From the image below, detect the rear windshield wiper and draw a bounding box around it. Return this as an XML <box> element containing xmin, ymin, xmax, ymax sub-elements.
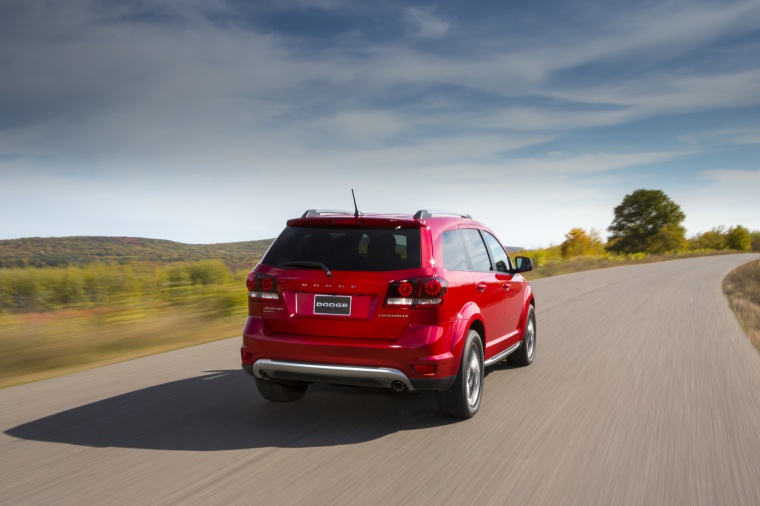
<box><xmin>281</xmin><ymin>261</ymin><xmax>332</xmax><ymax>278</ymax></box>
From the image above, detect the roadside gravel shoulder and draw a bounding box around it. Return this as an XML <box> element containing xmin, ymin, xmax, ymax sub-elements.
<box><xmin>723</xmin><ymin>258</ymin><xmax>760</xmax><ymax>352</ymax></box>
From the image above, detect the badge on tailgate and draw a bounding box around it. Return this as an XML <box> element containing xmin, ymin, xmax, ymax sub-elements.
<box><xmin>314</xmin><ymin>295</ymin><xmax>352</xmax><ymax>316</ymax></box>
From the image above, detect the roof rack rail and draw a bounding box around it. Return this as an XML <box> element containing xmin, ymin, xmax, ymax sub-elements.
<box><xmin>413</xmin><ymin>210</ymin><xmax>472</xmax><ymax>220</ymax></box>
<box><xmin>301</xmin><ymin>209</ymin><xmax>357</xmax><ymax>218</ymax></box>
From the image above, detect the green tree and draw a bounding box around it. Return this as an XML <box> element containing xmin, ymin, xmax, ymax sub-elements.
<box><xmin>607</xmin><ymin>189</ymin><xmax>686</xmax><ymax>255</ymax></box>
<box><xmin>560</xmin><ymin>228</ymin><xmax>605</xmax><ymax>258</ymax></box>
<box><xmin>689</xmin><ymin>226</ymin><xmax>727</xmax><ymax>250</ymax></box>
<box><xmin>751</xmin><ymin>230</ymin><xmax>760</xmax><ymax>252</ymax></box>
<box><xmin>726</xmin><ymin>225</ymin><xmax>752</xmax><ymax>251</ymax></box>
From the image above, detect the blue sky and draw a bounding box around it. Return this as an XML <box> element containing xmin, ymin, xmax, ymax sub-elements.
<box><xmin>1</xmin><ymin>0</ymin><xmax>759</xmax><ymax>248</ymax></box>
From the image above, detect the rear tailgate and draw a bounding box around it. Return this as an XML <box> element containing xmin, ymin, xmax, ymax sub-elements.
<box><xmin>259</xmin><ymin>269</ymin><xmax>414</xmax><ymax>339</ymax></box>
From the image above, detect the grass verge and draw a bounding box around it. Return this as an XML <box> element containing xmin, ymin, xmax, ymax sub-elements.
<box><xmin>723</xmin><ymin>259</ymin><xmax>760</xmax><ymax>352</ymax></box>
<box><xmin>0</xmin><ymin>296</ymin><xmax>247</xmax><ymax>389</ymax></box>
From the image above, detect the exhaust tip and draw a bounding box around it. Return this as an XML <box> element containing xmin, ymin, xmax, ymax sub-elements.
<box><xmin>392</xmin><ymin>381</ymin><xmax>406</xmax><ymax>392</ymax></box>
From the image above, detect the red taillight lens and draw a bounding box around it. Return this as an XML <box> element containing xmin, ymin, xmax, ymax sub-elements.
<box><xmin>247</xmin><ymin>274</ymin><xmax>279</xmax><ymax>301</ymax></box>
<box><xmin>398</xmin><ymin>281</ymin><xmax>414</xmax><ymax>297</ymax></box>
<box><xmin>384</xmin><ymin>279</ymin><xmax>418</xmax><ymax>307</ymax></box>
<box><xmin>383</xmin><ymin>277</ymin><xmax>447</xmax><ymax>308</ymax></box>
<box><xmin>423</xmin><ymin>278</ymin><xmax>442</xmax><ymax>296</ymax></box>
<box><xmin>415</xmin><ymin>276</ymin><xmax>447</xmax><ymax>307</ymax></box>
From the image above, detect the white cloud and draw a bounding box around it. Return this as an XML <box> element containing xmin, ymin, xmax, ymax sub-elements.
<box><xmin>404</xmin><ymin>7</ymin><xmax>450</xmax><ymax>39</ymax></box>
<box><xmin>553</xmin><ymin>70</ymin><xmax>760</xmax><ymax>115</ymax></box>
<box><xmin>316</xmin><ymin>111</ymin><xmax>407</xmax><ymax>145</ymax></box>
<box><xmin>675</xmin><ymin>169</ymin><xmax>760</xmax><ymax>235</ymax></box>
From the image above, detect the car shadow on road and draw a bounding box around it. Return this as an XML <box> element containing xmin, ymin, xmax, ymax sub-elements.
<box><xmin>5</xmin><ymin>370</ymin><xmax>458</xmax><ymax>451</ymax></box>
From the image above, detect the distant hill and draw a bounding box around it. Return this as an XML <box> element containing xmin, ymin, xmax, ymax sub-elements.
<box><xmin>0</xmin><ymin>236</ymin><xmax>275</xmax><ymax>269</ymax></box>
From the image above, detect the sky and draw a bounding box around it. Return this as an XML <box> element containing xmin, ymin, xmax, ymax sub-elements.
<box><xmin>1</xmin><ymin>0</ymin><xmax>759</xmax><ymax>249</ymax></box>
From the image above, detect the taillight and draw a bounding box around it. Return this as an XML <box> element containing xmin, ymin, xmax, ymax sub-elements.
<box><xmin>416</xmin><ymin>277</ymin><xmax>446</xmax><ymax>306</ymax></box>
<box><xmin>383</xmin><ymin>276</ymin><xmax>447</xmax><ymax>308</ymax></box>
<box><xmin>385</xmin><ymin>280</ymin><xmax>418</xmax><ymax>307</ymax></box>
<box><xmin>246</xmin><ymin>273</ymin><xmax>280</xmax><ymax>301</ymax></box>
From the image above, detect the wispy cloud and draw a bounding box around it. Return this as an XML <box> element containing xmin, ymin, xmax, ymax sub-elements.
<box><xmin>404</xmin><ymin>6</ymin><xmax>449</xmax><ymax>39</ymax></box>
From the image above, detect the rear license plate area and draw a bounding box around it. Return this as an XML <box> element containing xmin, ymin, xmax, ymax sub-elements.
<box><xmin>314</xmin><ymin>295</ymin><xmax>352</xmax><ymax>316</ymax></box>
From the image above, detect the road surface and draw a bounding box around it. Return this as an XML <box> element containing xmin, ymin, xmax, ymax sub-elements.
<box><xmin>2</xmin><ymin>254</ymin><xmax>759</xmax><ymax>505</ymax></box>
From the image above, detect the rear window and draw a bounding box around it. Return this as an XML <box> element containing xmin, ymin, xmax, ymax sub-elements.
<box><xmin>263</xmin><ymin>227</ymin><xmax>421</xmax><ymax>272</ymax></box>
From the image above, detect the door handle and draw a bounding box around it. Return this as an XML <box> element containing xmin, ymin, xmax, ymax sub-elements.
<box><xmin>477</xmin><ymin>282</ymin><xmax>487</xmax><ymax>292</ymax></box>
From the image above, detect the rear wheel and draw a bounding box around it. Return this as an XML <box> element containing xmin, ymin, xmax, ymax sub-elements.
<box><xmin>507</xmin><ymin>306</ymin><xmax>535</xmax><ymax>367</ymax></box>
<box><xmin>255</xmin><ymin>378</ymin><xmax>308</xmax><ymax>402</ymax></box>
<box><xmin>436</xmin><ymin>329</ymin><xmax>483</xmax><ymax>418</ymax></box>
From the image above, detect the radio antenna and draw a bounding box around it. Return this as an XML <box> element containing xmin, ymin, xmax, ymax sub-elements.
<box><xmin>351</xmin><ymin>189</ymin><xmax>361</xmax><ymax>218</ymax></box>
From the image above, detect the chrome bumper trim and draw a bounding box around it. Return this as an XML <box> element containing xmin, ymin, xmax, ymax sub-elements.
<box><xmin>252</xmin><ymin>359</ymin><xmax>415</xmax><ymax>391</ymax></box>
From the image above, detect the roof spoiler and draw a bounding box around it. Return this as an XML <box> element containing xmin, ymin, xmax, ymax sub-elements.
<box><xmin>301</xmin><ymin>209</ymin><xmax>356</xmax><ymax>218</ymax></box>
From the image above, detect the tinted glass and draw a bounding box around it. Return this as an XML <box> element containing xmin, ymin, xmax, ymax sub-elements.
<box><xmin>263</xmin><ymin>227</ymin><xmax>420</xmax><ymax>271</ymax></box>
<box><xmin>461</xmin><ymin>229</ymin><xmax>492</xmax><ymax>271</ymax></box>
<box><xmin>442</xmin><ymin>229</ymin><xmax>469</xmax><ymax>271</ymax></box>
<box><xmin>482</xmin><ymin>231</ymin><xmax>511</xmax><ymax>273</ymax></box>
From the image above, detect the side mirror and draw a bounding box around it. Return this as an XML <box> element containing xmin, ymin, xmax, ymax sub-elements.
<box><xmin>513</xmin><ymin>256</ymin><xmax>533</xmax><ymax>273</ymax></box>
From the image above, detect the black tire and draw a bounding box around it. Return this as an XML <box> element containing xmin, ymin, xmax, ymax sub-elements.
<box><xmin>436</xmin><ymin>329</ymin><xmax>484</xmax><ymax>419</ymax></box>
<box><xmin>507</xmin><ymin>306</ymin><xmax>535</xmax><ymax>367</ymax></box>
<box><xmin>255</xmin><ymin>378</ymin><xmax>307</xmax><ymax>402</ymax></box>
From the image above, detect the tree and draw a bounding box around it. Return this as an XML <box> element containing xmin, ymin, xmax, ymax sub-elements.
<box><xmin>560</xmin><ymin>228</ymin><xmax>605</xmax><ymax>258</ymax></box>
<box><xmin>726</xmin><ymin>225</ymin><xmax>751</xmax><ymax>251</ymax></box>
<box><xmin>751</xmin><ymin>230</ymin><xmax>760</xmax><ymax>252</ymax></box>
<box><xmin>689</xmin><ymin>226</ymin><xmax>727</xmax><ymax>250</ymax></box>
<box><xmin>607</xmin><ymin>189</ymin><xmax>686</xmax><ymax>255</ymax></box>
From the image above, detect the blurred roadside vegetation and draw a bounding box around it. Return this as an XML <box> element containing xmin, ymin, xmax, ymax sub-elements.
<box><xmin>524</xmin><ymin>225</ymin><xmax>759</xmax><ymax>279</ymax></box>
<box><xmin>0</xmin><ymin>260</ymin><xmax>253</xmax><ymax>388</ymax></box>
<box><xmin>723</xmin><ymin>260</ymin><xmax>760</xmax><ymax>352</ymax></box>
<box><xmin>1</xmin><ymin>231</ymin><xmax>756</xmax><ymax>388</ymax></box>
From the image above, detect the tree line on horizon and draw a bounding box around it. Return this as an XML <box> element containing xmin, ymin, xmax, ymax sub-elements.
<box><xmin>0</xmin><ymin>236</ymin><xmax>274</xmax><ymax>269</ymax></box>
<box><xmin>554</xmin><ymin>189</ymin><xmax>758</xmax><ymax>261</ymax></box>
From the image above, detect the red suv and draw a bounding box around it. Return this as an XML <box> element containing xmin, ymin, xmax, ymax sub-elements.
<box><xmin>241</xmin><ymin>209</ymin><xmax>535</xmax><ymax>418</ymax></box>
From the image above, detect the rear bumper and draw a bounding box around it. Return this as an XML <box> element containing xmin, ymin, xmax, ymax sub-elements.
<box><xmin>252</xmin><ymin>359</ymin><xmax>415</xmax><ymax>390</ymax></box>
<box><xmin>243</xmin><ymin>361</ymin><xmax>455</xmax><ymax>391</ymax></box>
<box><xmin>241</xmin><ymin>316</ymin><xmax>460</xmax><ymax>390</ymax></box>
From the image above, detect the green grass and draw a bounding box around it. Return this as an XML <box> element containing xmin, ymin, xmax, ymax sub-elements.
<box><xmin>0</xmin><ymin>290</ymin><xmax>249</xmax><ymax>389</ymax></box>
<box><xmin>723</xmin><ymin>260</ymin><xmax>760</xmax><ymax>352</ymax></box>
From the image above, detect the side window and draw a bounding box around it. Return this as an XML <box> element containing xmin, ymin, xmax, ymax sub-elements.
<box><xmin>461</xmin><ymin>229</ymin><xmax>492</xmax><ymax>272</ymax></box>
<box><xmin>442</xmin><ymin>229</ymin><xmax>469</xmax><ymax>271</ymax></box>
<box><xmin>482</xmin><ymin>231</ymin><xmax>511</xmax><ymax>273</ymax></box>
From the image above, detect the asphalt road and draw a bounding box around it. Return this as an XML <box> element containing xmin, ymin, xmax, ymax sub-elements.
<box><xmin>2</xmin><ymin>254</ymin><xmax>759</xmax><ymax>505</ymax></box>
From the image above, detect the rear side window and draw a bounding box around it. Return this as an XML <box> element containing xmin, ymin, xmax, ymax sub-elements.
<box><xmin>442</xmin><ymin>230</ymin><xmax>469</xmax><ymax>271</ymax></box>
<box><xmin>482</xmin><ymin>231</ymin><xmax>511</xmax><ymax>273</ymax></box>
<box><xmin>461</xmin><ymin>229</ymin><xmax>492</xmax><ymax>272</ymax></box>
<box><xmin>263</xmin><ymin>227</ymin><xmax>421</xmax><ymax>271</ymax></box>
